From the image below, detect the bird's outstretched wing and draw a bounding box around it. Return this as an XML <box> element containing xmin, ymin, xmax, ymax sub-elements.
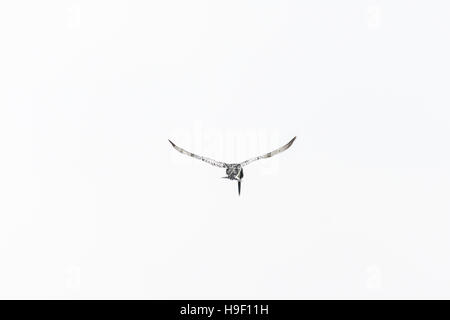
<box><xmin>240</xmin><ymin>136</ymin><xmax>296</xmax><ymax>167</ymax></box>
<box><xmin>168</xmin><ymin>140</ymin><xmax>226</xmax><ymax>168</ymax></box>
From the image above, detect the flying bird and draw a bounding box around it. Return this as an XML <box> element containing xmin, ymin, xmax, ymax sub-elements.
<box><xmin>168</xmin><ymin>136</ymin><xmax>296</xmax><ymax>195</ymax></box>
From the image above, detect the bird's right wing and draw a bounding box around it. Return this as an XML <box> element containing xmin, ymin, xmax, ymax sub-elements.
<box><xmin>240</xmin><ymin>136</ymin><xmax>296</xmax><ymax>167</ymax></box>
<box><xmin>168</xmin><ymin>140</ymin><xmax>226</xmax><ymax>168</ymax></box>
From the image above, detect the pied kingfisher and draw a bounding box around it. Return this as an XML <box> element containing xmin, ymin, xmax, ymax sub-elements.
<box><xmin>169</xmin><ymin>136</ymin><xmax>296</xmax><ymax>195</ymax></box>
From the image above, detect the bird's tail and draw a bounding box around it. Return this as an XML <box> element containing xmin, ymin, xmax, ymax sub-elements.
<box><xmin>238</xmin><ymin>181</ymin><xmax>241</xmax><ymax>196</ymax></box>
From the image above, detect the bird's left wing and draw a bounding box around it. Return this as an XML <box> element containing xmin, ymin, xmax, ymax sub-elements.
<box><xmin>240</xmin><ymin>136</ymin><xmax>296</xmax><ymax>167</ymax></box>
<box><xmin>168</xmin><ymin>140</ymin><xmax>226</xmax><ymax>168</ymax></box>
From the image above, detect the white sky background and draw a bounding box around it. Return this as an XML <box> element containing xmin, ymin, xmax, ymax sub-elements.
<box><xmin>1</xmin><ymin>1</ymin><xmax>450</xmax><ymax>299</ymax></box>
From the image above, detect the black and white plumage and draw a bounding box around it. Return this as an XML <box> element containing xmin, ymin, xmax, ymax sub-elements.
<box><xmin>169</xmin><ymin>136</ymin><xmax>296</xmax><ymax>195</ymax></box>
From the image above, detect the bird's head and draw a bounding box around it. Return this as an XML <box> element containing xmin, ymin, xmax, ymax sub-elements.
<box><xmin>223</xmin><ymin>164</ymin><xmax>243</xmax><ymax>180</ymax></box>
